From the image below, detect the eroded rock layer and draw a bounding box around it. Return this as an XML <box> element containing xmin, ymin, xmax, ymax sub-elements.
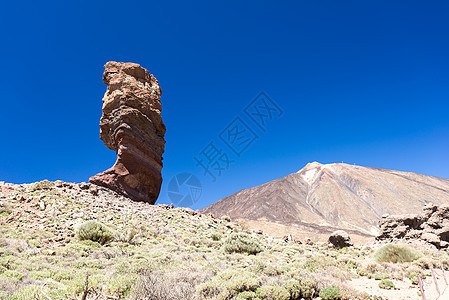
<box><xmin>89</xmin><ymin>61</ymin><xmax>166</xmax><ymax>204</ymax></box>
<box><xmin>376</xmin><ymin>204</ymin><xmax>449</xmax><ymax>249</ymax></box>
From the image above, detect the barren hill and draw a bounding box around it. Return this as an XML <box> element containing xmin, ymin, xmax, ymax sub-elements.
<box><xmin>201</xmin><ymin>162</ymin><xmax>449</xmax><ymax>241</ymax></box>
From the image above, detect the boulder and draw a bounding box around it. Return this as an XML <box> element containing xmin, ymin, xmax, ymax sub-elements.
<box><xmin>328</xmin><ymin>230</ymin><xmax>353</xmax><ymax>248</ymax></box>
<box><xmin>90</xmin><ymin>62</ymin><xmax>166</xmax><ymax>204</ymax></box>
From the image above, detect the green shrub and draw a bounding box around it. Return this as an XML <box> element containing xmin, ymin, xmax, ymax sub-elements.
<box><xmin>374</xmin><ymin>244</ymin><xmax>421</xmax><ymax>263</ymax></box>
<box><xmin>299</xmin><ymin>278</ymin><xmax>318</xmax><ymax>298</ymax></box>
<box><xmin>0</xmin><ymin>201</ymin><xmax>12</xmax><ymax>216</ymax></box>
<box><xmin>281</xmin><ymin>278</ymin><xmax>318</xmax><ymax>299</ymax></box>
<box><xmin>75</xmin><ymin>220</ymin><xmax>114</xmax><ymax>245</ymax></box>
<box><xmin>103</xmin><ymin>274</ymin><xmax>137</xmax><ymax>298</ymax></box>
<box><xmin>30</xmin><ymin>180</ymin><xmax>54</xmax><ymax>192</ymax></box>
<box><xmin>374</xmin><ymin>273</ymin><xmax>389</xmax><ymax>280</ymax></box>
<box><xmin>256</xmin><ymin>286</ymin><xmax>290</xmax><ymax>300</ymax></box>
<box><xmin>9</xmin><ymin>285</ymin><xmax>41</xmax><ymax>300</ymax></box>
<box><xmin>196</xmin><ymin>270</ymin><xmax>261</xmax><ymax>299</ymax></box>
<box><xmin>53</xmin><ymin>270</ymin><xmax>73</xmax><ymax>282</ymax></box>
<box><xmin>303</xmin><ymin>255</ymin><xmax>336</xmax><ymax>272</ymax></box>
<box><xmin>29</xmin><ymin>270</ymin><xmax>54</xmax><ymax>280</ymax></box>
<box><xmin>378</xmin><ymin>279</ymin><xmax>395</xmax><ymax>290</ymax></box>
<box><xmin>0</xmin><ymin>270</ymin><xmax>25</xmax><ymax>284</ymax></box>
<box><xmin>408</xmin><ymin>272</ymin><xmax>419</xmax><ymax>285</ymax></box>
<box><xmin>210</xmin><ymin>232</ymin><xmax>222</xmax><ymax>241</ymax></box>
<box><xmin>236</xmin><ymin>291</ymin><xmax>259</xmax><ymax>299</ymax></box>
<box><xmin>223</xmin><ymin>232</ymin><xmax>263</xmax><ymax>255</ymax></box>
<box><xmin>413</xmin><ymin>257</ymin><xmax>437</xmax><ymax>270</ymax></box>
<box><xmin>319</xmin><ymin>286</ymin><xmax>340</xmax><ymax>300</ymax></box>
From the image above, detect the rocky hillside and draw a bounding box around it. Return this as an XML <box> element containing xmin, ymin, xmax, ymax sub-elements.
<box><xmin>2</xmin><ymin>180</ymin><xmax>449</xmax><ymax>299</ymax></box>
<box><xmin>201</xmin><ymin>162</ymin><xmax>449</xmax><ymax>241</ymax></box>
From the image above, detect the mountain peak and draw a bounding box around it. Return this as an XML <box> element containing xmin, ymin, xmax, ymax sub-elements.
<box><xmin>201</xmin><ymin>163</ymin><xmax>449</xmax><ymax>241</ymax></box>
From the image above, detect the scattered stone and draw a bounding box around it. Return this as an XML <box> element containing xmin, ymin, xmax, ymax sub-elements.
<box><xmin>328</xmin><ymin>230</ymin><xmax>353</xmax><ymax>248</ymax></box>
<box><xmin>89</xmin><ymin>185</ymin><xmax>98</xmax><ymax>196</ymax></box>
<box><xmin>305</xmin><ymin>238</ymin><xmax>314</xmax><ymax>246</ymax></box>
<box><xmin>55</xmin><ymin>180</ymin><xmax>64</xmax><ymax>188</ymax></box>
<box><xmin>182</xmin><ymin>207</ymin><xmax>196</xmax><ymax>216</ymax></box>
<box><xmin>89</xmin><ymin>61</ymin><xmax>166</xmax><ymax>204</ymax></box>
<box><xmin>169</xmin><ymin>203</ymin><xmax>174</xmax><ymax>209</ymax></box>
<box><xmin>283</xmin><ymin>234</ymin><xmax>293</xmax><ymax>243</ymax></box>
<box><xmin>39</xmin><ymin>201</ymin><xmax>46</xmax><ymax>211</ymax></box>
<box><xmin>80</xmin><ymin>182</ymin><xmax>90</xmax><ymax>190</ymax></box>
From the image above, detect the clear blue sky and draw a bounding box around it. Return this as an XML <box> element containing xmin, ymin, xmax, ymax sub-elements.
<box><xmin>1</xmin><ymin>1</ymin><xmax>448</xmax><ymax>210</ymax></box>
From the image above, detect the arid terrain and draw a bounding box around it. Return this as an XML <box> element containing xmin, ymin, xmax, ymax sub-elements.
<box><xmin>1</xmin><ymin>180</ymin><xmax>449</xmax><ymax>299</ymax></box>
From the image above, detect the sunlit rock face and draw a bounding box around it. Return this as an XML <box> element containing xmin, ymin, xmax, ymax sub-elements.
<box><xmin>90</xmin><ymin>61</ymin><xmax>166</xmax><ymax>204</ymax></box>
<box><xmin>201</xmin><ymin>162</ymin><xmax>449</xmax><ymax>240</ymax></box>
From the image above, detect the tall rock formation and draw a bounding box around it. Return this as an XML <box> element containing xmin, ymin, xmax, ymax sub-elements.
<box><xmin>89</xmin><ymin>61</ymin><xmax>166</xmax><ymax>204</ymax></box>
<box><xmin>201</xmin><ymin>162</ymin><xmax>449</xmax><ymax>241</ymax></box>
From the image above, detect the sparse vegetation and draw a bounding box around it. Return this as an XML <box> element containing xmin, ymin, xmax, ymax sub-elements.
<box><xmin>378</xmin><ymin>279</ymin><xmax>395</xmax><ymax>290</ymax></box>
<box><xmin>75</xmin><ymin>220</ymin><xmax>115</xmax><ymax>245</ymax></box>
<box><xmin>0</xmin><ymin>201</ymin><xmax>12</xmax><ymax>216</ymax></box>
<box><xmin>319</xmin><ymin>286</ymin><xmax>340</xmax><ymax>300</ymax></box>
<box><xmin>29</xmin><ymin>179</ymin><xmax>54</xmax><ymax>192</ymax></box>
<box><xmin>222</xmin><ymin>232</ymin><xmax>263</xmax><ymax>254</ymax></box>
<box><xmin>374</xmin><ymin>244</ymin><xmax>421</xmax><ymax>263</ymax></box>
<box><xmin>0</xmin><ymin>181</ymin><xmax>448</xmax><ymax>299</ymax></box>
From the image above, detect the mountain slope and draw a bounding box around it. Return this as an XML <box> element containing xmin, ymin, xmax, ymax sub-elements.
<box><xmin>201</xmin><ymin>162</ymin><xmax>449</xmax><ymax>238</ymax></box>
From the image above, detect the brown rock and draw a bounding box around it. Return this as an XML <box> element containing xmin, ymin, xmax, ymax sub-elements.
<box><xmin>421</xmin><ymin>232</ymin><xmax>440</xmax><ymax>245</ymax></box>
<box><xmin>89</xmin><ymin>62</ymin><xmax>166</xmax><ymax>204</ymax></box>
<box><xmin>377</xmin><ymin>204</ymin><xmax>449</xmax><ymax>249</ymax></box>
<box><xmin>182</xmin><ymin>207</ymin><xmax>197</xmax><ymax>216</ymax></box>
<box><xmin>328</xmin><ymin>230</ymin><xmax>353</xmax><ymax>248</ymax></box>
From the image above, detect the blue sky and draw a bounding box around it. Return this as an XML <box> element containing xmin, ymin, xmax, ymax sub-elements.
<box><xmin>0</xmin><ymin>1</ymin><xmax>448</xmax><ymax>209</ymax></box>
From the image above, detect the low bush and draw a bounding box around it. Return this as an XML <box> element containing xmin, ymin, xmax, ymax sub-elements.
<box><xmin>0</xmin><ymin>201</ymin><xmax>12</xmax><ymax>216</ymax></box>
<box><xmin>319</xmin><ymin>285</ymin><xmax>340</xmax><ymax>300</ymax></box>
<box><xmin>134</xmin><ymin>269</ymin><xmax>212</xmax><ymax>300</ymax></box>
<box><xmin>223</xmin><ymin>232</ymin><xmax>263</xmax><ymax>255</ymax></box>
<box><xmin>210</xmin><ymin>232</ymin><xmax>222</xmax><ymax>241</ymax></box>
<box><xmin>378</xmin><ymin>279</ymin><xmax>395</xmax><ymax>290</ymax></box>
<box><xmin>115</xmin><ymin>227</ymin><xmax>140</xmax><ymax>244</ymax></box>
<box><xmin>30</xmin><ymin>180</ymin><xmax>54</xmax><ymax>192</ymax></box>
<box><xmin>374</xmin><ymin>244</ymin><xmax>421</xmax><ymax>263</ymax></box>
<box><xmin>303</xmin><ymin>255</ymin><xmax>336</xmax><ymax>272</ymax></box>
<box><xmin>282</xmin><ymin>278</ymin><xmax>318</xmax><ymax>299</ymax></box>
<box><xmin>413</xmin><ymin>257</ymin><xmax>438</xmax><ymax>270</ymax></box>
<box><xmin>408</xmin><ymin>272</ymin><xmax>419</xmax><ymax>285</ymax></box>
<box><xmin>75</xmin><ymin>220</ymin><xmax>114</xmax><ymax>245</ymax></box>
<box><xmin>256</xmin><ymin>286</ymin><xmax>290</xmax><ymax>300</ymax></box>
<box><xmin>374</xmin><ymin>273</ymin><xmax>389</xmax><ymax>280</ymax></box>
<box><xmin>196</xmin><ymin>270</ymin><xmax>261</xmax><ymax>299</ymax></box>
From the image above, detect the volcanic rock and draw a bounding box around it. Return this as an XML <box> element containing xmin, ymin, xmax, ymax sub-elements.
<box><xmin>328</xmin><ymin>230</ymin><xmax>353</xmax><ymax>248</ymax></box>
<box><xmin>89</xmin><ymin>61</ymin><xmax>166</xmax><ymax>204</ymax></box>
<box><xmin>376</xmin><ymin>204</ymin><xmax>449</xmax><ymax>249</ymax></box>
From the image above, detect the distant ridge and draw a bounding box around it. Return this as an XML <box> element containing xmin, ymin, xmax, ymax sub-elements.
<box><xmin>201</xmin><ymin>162</ymin><xmax>449</xmax><ymax>240</ymax></box>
